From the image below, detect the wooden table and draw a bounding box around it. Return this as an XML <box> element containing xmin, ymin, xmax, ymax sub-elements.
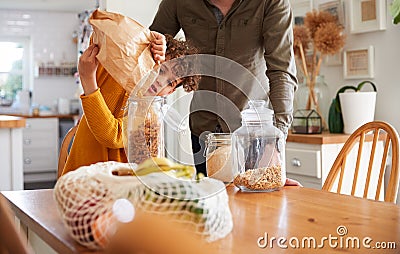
<box><xmin>2</xmin><ymin>187</ymin><xmax>399</xmax><ymax>253</ymax></box>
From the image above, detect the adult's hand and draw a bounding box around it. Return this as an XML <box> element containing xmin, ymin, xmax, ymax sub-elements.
<box><xmin>285</xmin><ymin>178</ymin><xmax>303</xmax><ymax>187</ymax></box>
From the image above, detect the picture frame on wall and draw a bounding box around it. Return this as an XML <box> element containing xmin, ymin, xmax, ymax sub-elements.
<box><xmin>343</xmin><ymin>46</ymin><xmax>374</xmax><ymax>79</ymax></box>
<box><xmin>349</xmin><ymin>0</ymin><xmax>386</xmax><ymax>34</ymax></box>
<box><xmin>325</xmin><ymin>50</ymin><xmax>343</xmax><ymax>66</ymax></box>
<box><xmin>290</xmin><ymin>0</ymin><xmax>313</xmax><ymax>25</ymax></box>
<box><xmin>318</xmin><ymin>0</ymin><xmax>345</xmax><ymax>27</ymax></box>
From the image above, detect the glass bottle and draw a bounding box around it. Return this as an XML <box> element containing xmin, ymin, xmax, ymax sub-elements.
<box><xmin>204</xmin><ymin>133</ymin><xmax>233</xmax><ymax>183</ymax></box>
<box><xmin>124</xmin><ymin>96</ymin><xmax>165</xmax><ymax>165</ymax></box>
<box><xmin>232</xmin><ymin>100</ymin><xmax>286</xmax><ymax>192</ymax></box>
<box><xmin>294</xmin><ymin>75</ymin><xmax>330</xmax><ymax>126</ymax></box>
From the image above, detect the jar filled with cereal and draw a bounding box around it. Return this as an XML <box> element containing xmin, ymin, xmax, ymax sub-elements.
<box><xmin>124</xmin><ymin>96</ymin><xmax>165</xmax><ymax>165</ymax></box>
<box><xmin>232</xmin><ymin>100</ymin><xmax>286</xmax><ymax>192</ymax></box>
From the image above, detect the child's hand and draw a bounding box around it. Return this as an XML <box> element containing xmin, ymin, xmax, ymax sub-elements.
<box><xmin>150</xmin><ymin>31</ymin><xmax>166</xmax><ymax>64</ymax></box>
<box><xmin>78</xmin><ymin>44</ymin><xmax>99</xmax><ymax>95</ymax></box>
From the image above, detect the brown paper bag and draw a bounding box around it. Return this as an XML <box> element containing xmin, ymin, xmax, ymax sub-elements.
<box><xmin>89</xmin><ymin>10</ymin><xmax>156</xmax><ymax>94</ymax></box>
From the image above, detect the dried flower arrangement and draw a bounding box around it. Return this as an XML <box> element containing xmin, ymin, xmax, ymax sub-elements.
<box><xmin>293</xmin><ymin>10</ymin><xmax>346</xmax><ymax>126</ymax></box>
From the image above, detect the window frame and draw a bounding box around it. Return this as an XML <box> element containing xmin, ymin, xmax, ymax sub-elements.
<box><xmin>0</xmin><ymin>36</ymin><xmax>32</xmax><ymax>99</ymax></box>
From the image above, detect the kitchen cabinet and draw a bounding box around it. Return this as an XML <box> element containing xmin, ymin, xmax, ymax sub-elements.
<box><xmin>285</xmin><ymin>134</ymin><xmax>346</xmax><ymax>189</ymax></box>
<box><xmin>23</xmin><ymin>118</ymin><xmax>59</xmax><ymax>186</ymax></box>
<box><xmin>0</xmin><ymin>116</ymin><xmax>26</xmax><ymax>191</ymax></box>
<box><xmin>286</xmin><ymin>131</ymin><xmax>385</xmax><ymax>199</ymax></box>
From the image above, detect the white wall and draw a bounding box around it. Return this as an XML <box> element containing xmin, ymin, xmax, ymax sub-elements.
<box><xmin>100</xmin><ymin>0</ymin><xmax>160</xmax><ymax>27</ymax></box>
<box><xmin>316</xmin><ymin>0</ymin><xmax>400</xmax><ymax>204</ymax></box>
<box><xmin>319</xmin><ymin>1</ymin><xmax>400</xmax><ymax>133</ymax></box>
<box><xmin>0</xmin><ymin>10</ymin><xmax>80</xmax><ymax>108</ymax></box>
<box><xmin>0</xmin><ymin>1</ymin><xmax>163</xmax><ymax>109</ymax></box>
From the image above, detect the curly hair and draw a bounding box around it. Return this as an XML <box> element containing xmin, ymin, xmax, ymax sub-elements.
<box><xmin>165</xmin><ymin>34</ymin><xmax>200</xmax><ymax>92</ymax></box>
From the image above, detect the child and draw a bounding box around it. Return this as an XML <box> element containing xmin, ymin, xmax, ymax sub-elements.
<box><xmin>61</xmin><ymin>33</ymin><xmax>199</xmax><ymax>176</ymax></box>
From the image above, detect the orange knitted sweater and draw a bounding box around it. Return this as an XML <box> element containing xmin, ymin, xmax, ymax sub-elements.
<box><xmin>62</xmin><ymin>64</ymin><xmax>129</xmax><ymax>176</ymax></box>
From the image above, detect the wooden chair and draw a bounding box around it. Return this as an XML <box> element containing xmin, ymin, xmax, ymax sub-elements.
<box><xmin>57</xmin><ymin>125</ymin><xmax>78</xmax><ymax>178</ymax></box>
<box><xmin>322</xmin><ymin>121</ymin><xmax>400</xmax><ymax>203</ymax></box>
<box><xmin>0</xmin><ymin>195</ymin><xmax>33</xmax><ymax>254</ymax></box>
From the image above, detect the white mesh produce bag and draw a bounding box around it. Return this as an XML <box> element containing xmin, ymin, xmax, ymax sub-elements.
<box><xmin>54</xmin><ymin>161</ymin><xmax>233</xmax><ymax>250</ymax></box>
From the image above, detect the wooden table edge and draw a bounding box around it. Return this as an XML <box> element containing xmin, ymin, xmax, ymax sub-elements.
<box><xmin>0</xmin><ymin>190</ymin><xmax>90</xmax><ymax>254</ymax></box>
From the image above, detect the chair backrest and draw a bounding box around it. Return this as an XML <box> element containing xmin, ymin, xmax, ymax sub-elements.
<box><xmin>322</xmin><ymin>121</ymin><xmax>400</xmax><ymax>203</ymax></box>
<box><xmin>0</xmin><ymin>195</ymin><xmax>33</xmax><ymax>254</ymax></box>
<box><xmin>57</xmin><ymin>125</ymin><xmax>78</xmax><ymax>179</ymax></box>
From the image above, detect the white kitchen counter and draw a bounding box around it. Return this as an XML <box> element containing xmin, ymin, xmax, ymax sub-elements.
<box><xmin>0</xmin><ymin>115</ymin><xmax>26</xmax><ymax>191</ymax></box>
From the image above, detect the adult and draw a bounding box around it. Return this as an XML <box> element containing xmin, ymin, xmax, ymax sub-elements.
<box><xmin>150</xmin><ymin>0</ymin><xmax>298</xmax><ymax>176</ymax></box>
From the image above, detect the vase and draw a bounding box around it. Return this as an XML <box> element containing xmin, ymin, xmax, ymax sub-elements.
<box><xmin>294</xmin><ymin>75</ymin><xmax>330</xmax><ymax>129</ymax></box>
<box><xmin>339</xmin><ymin>92</ymin><xmax>376</xmax><ymax>134</ymax></box>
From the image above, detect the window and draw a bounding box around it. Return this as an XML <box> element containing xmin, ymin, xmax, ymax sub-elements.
<box><xmin>0</xmin><ymin>38</ymin><xmax>30</xmax><ymax>105</ymax></box>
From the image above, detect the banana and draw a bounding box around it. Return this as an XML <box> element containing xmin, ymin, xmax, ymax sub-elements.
<box><xmin>136</xmin><ymin>157</ymin><xmax>174</xmax><ymax>171</ymax></box>
<box><xmin>135</xmin><ymin>166</ymin><xmax>165</xmax><ymax>176</ymax></box>
<box><xmin>135</xmin><ymin>159</ymin><xmax>157</xmax><ymax>171</ymax></box>
<box><xmin>182</xmin><ymin>165</ymin><xmax>196</xmax><ymax>178</ymax></box>
<box><xmin>151</xmin><ymin>157</ymin><xmax>175</xmax><ymax>167</ymax></box>
<box><xmin>135</xmin><ymin>157</ymin><xmax>196</xmax><ymax>179</ymax></box>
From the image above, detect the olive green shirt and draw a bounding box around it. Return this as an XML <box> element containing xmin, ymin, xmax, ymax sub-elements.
<box><xmin>150</xmin><ymin>0</ymin><xmax>297</xmax><ymax>137</ymax></box>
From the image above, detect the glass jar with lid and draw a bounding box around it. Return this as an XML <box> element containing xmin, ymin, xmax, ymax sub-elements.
<box><xmin>123</xmin><ymin>94</ymin><xmax>189</xmax><ymax>166</ymax></box>
<box><xmin>232</xmin><ymin>100</ymin><xmax>286</xmax><ymax>192</ymax></box>
<box><xmin>123</xmin><ymin>96</ymin><xmax>165</xmax><ymax>165</ymax></box>
<box><xmin>204</xmin><ymin>133</ymin><xmax>234</xmax><ymax>183</ymax></box>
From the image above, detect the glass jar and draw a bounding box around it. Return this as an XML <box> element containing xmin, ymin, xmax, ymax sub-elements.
<box><xmin>204</xmin><ymin>133</ymin><xmax>234</xmax><ymax>183</ymax></box>
<box><xmin>232</xmin><ymin>100</ymin><xmax>286</xmax><ymax>192</ymax></box>
<box><xmin>124</xmin><ymin>96</ymin><xmax>165</xmax><ymax>165</ymax></box>
<box><xmin>294</xmin><ymin>75</ymin><xmax>330</xmax><ymax>126</ymax></box>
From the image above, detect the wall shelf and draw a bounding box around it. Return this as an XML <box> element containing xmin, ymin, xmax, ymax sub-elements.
<box><xmin>35</xmin><ymin>66</ymin><xmax>77</xmax><ymax>77</ymax></box>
